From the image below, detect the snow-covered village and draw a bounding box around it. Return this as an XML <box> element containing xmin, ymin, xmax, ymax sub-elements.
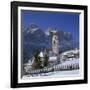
<box><xmin>22</xmin><ymin>25</ymin><xmax>79</xmax><ymax>78</ymax></box>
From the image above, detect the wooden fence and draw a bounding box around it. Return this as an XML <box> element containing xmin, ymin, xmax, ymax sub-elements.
<box><xmin>25</xmin><ymin>64</ymin><xmax>79</xmax><ymax>75</ymax></box>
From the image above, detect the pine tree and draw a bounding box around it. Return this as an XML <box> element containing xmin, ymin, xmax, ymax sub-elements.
<box><xmin>44</xmin><ymin>54</ymin><xmax>49</xmax><ymax>67</ymax></box>
<box><xmin>34</xmin><ymin>51</ymin><xmax>42</xmax><ymax>69</ymax></box>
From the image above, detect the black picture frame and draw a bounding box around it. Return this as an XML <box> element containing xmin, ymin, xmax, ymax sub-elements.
<box><xmin>11</xmin><ymin>1</ymin><xmax>88</xmax><ymax>88</ymax></box>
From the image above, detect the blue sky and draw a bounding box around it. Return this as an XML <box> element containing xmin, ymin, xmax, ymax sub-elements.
<box><xmin>21</xmin><ymin>10</ymin><xmax>79</xmax><ymax>41</ymax></box>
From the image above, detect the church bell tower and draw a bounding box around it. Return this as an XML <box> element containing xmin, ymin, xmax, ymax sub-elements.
<box><xmin>50</xmin><ymin>30</ymin><xmax>59</xmax><ymax>55</ymax></box>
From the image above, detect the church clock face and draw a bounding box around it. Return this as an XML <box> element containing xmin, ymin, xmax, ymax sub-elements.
<box><xmin>52</xmin><ymin>35</ymin><xmax>58</xmax><ymax>46</ymax></box>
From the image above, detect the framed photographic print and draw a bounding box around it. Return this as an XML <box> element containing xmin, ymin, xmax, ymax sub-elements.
<box><xmin>11</xmin><ymin>1</ymin><xmax>88</xmax><ymax>88</ymax></box>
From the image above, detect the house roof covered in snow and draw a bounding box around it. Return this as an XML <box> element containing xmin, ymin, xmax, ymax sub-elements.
<box><xmin>39</xmin><ymin>51</ymin><xmax>44</xmax><ymax>57</ymax></box>
<box><xmin>49</xmin><ymin>56</ymin><xmax>57</xmax><ymax>61</ymax></box>
<box><xmin>61</xmin><ymin>49</ymin><xmax>79</xmax><ymax>56</ymax></box>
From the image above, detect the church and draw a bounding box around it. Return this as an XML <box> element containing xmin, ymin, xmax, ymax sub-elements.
<box><xmin>39</xmin><ymin>29</ymin><xmax>60</xmax><ymax>66</ymax></box>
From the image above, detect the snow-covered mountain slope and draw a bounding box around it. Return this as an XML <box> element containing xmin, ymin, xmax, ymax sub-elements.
<box><xmin>55</xmin><ymin>59</ymin><xmax>79</xmax><ymax>67</ymax></box>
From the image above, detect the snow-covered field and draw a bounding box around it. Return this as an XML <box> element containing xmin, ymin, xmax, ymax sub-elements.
<box><xmin>50</xmin><ymin>70</ymin><xmax>80</xmax><ymax>77</ymax></box>
<box><xmin>22</xmin><ymin>58</ymin><xmax>80</xmax><ymax>79</ymax></box>
<box><xmin>56</xmin><ymin>58</ymin><xmax>79</xmax><ymax>66</ymax></box>
<box><xmin>22</xmin><ymin>70</ymin><xmax>80</xmax><ymax>80</ymax></box>
<box><xmin>23</xmin><ymin>49</ymin><xmax>80</xmax><ymax>79</ymax></box>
